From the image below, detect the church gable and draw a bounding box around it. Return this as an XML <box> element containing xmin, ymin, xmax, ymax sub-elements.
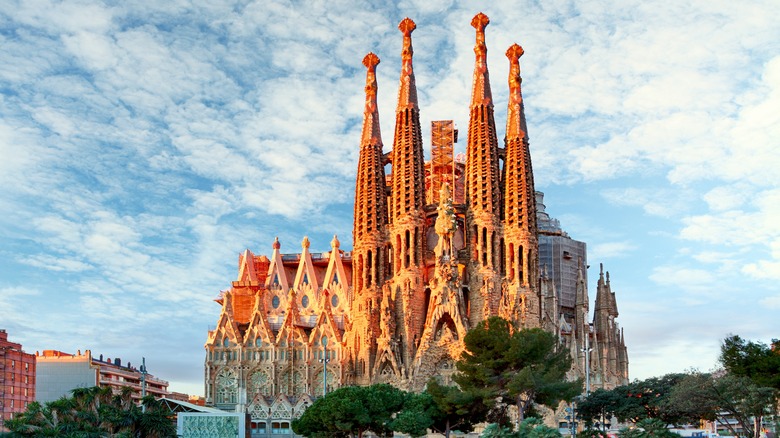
<box><xmin>293</xmin><ymin>237</ymin><xmax>320</xmax><ymax>291</ymax></box>
<box><xmin>269</xmin><ymin>396</ymin><xmax>293</xmax><ymax>420</ymax></box>
<box><xmin>322</xmin><ymin>235</ymin><xmax>349</xmax><ymax>288</ymax></box>
<box><xmin>237</xmin><ymin>249</ymin><xmax>259</xmax><ymax>284</ymax></box>
<box><xmin>245</xmin><ymin>293</ymin><xmax>276</xmax><ymax>347</ymax></box>
<box><xmin>206</xmin><ymin>291</ymin><xmax>243</xmax><ymax>347</ymax></box>
<box><xmin>265</xmin><ymin>237</ymin><xmax>290</xmax><ymax>291</ymax></box>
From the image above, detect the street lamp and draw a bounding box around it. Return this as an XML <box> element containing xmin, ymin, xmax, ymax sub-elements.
<box><xmin>319</xmin><ymin>336</ymin><xmax>330</xmax><ymax>396</ymax></box>
<box><xmin>582</xmin><ymin>324</ymin><xmax>593</xmax><ymax>396</ymax></box>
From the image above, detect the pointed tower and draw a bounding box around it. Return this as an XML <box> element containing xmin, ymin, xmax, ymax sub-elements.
<box><xmin>465</xmin><ymin>13</ymin><xmax>503</xmax><ymax>324</ymax></box>
<box><xmin>350</xmin><ymin>52</ymin><xmax>390</xmax><ymax>384</ymax></box>
<box><xmin>388</xmin><ymin>18</ymin><xmax>428</xmax><ymax>369</ymax></box>
<box><xmin>573</xmin><ymin>259</ymin><xmax>590</xmax><ymax>373</ymax></box>
<box><xmin>501</xmin><ymin>43</ymin><xmax>540</xmax><ymax>327</ymax></box>
<box><xmin>593</xmin><ymin>264</ymin><xmax>610</xmax><ymax>338</ymax></box>
<box><xmin>593</xmin><ymin>263</ymin><xmax>614</xmax><ymax>388</ymax></box>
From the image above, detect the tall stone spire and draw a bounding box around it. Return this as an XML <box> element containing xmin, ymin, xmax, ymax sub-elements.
<box><xmin>501</xmin><ymin>43</ymin><xmax>539</xmax><ymax>327</ymax></box>
<box><xmin>465</xmin><ymin>12</ymin><xmax>501</xmax><ymax>220</ymax></box>
<box><xmin>389</xmin><ymin>17</ymin><xmax>427</xmax><ymax>370</ymax></box>
<box><xmin>353</xmin><ymin>52</ymin><xmax>389</xmax><ymax>294</ymax></box>
<box><xmin>390</xmin><ymin>18</ymin><xmax>426</xmax><ymax>226</ymax></box>
<box><xmin>350</xmin><ymin>52</ymin><xmax>389</xmax><ymax>384</ymax></box>
<box><xmin>465</xmin><ymin>12</ymin><xmax>503</xmax><ymax>324</ymax></box>
<box><xmin>503</xmin><ymin>43</ymin><xmax>534</xmax><ymax>234</ymax></box>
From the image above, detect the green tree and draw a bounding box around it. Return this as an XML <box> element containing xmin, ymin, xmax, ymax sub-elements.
<box><xmin>720</xmin><ymin>335</ymin><xmax>780</xmax><ymax>390</ymax></box>
<box><xmin>578</xmin><ymin>373</ymin><xmax>700</xmax><ymax>428</ymax></box>
<box><xmin>454</xmin><ymin>317</ymin><xmax>582</xmax><ymax>426</ymax></box>
<box><xmin>390</xmin><ymin>391</ymin><xmax>435</xmax><ymax>438</ymax></box>
<box><xmin>618</xmin><ymin>418</ymin><xmax>679</xmax><ymax>438</ymax></box>
<box><xmin>666</xmin><ymin>372</ymin><xmax>777</xmax><ymax>438</ymax></box>
<box><xmin>578</xmin><ymin>428</ymin><xmax>609</xmax><ymax>438</ymax></box>
<box><xmin>4</xmin><ymin>385</ymin><xmax>175</xmax><ymax>437</ymax></box>
<box><xmin>577</xmin><ymin>388</ymin><xmax>622</xmax><ymax>430</ymax></box>
<box><xmin>292</xmin><ymin>384</ymin><xmax>407</xmax><ymax>438</ymax></box>
<box><xmin>481</xmin><ymin>418</ymin><xmax>563</xmax><ymax>438</ymax></box>
<box><xmin>425</xmin><ymin>380</ymin><xmax>486</xmax><ymax>437</ymax></box>
<box><xmin>611</xmin><ymin>373</ymin><xmax>688</xmax><ymax>425</ymax></box>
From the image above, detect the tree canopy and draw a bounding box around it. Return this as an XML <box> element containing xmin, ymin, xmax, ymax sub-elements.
<box><xmin>454</xmin><ymin>317</ymin><xmax>582</xmax><ymax>425</ymax></box>
<box><xmin>720</xmin><ymin>335</ymin><xmax>780</xmax><ymax>390</ymax></box>
<box><xmin>577</xmin><ymin>373</ymin><xmax>700</xmax><ymax>427</ymax></box>
<box><xmin>617</xmin><ymin>418</ymin><xmax>680</xmax><ymax>438</ymax></box>
<box><xmin>666</xmin><ymin>372</ymin><xmax>777</xmax><ymax>438</ymax></box>
<box><xmin>291</xmin><ymin>384</ymin><xmax>407</xmax><ymax>438</ymax></box>
<box><xmin>3</xmin><ymin>385</ymin><xmax>176</xmax><ymax>437</ymax></box>
<box><xmin>578</xmin><ymin>334</ymin><xmax>780</xmax><ymax>438</ymax></box>
<box><xmin>480</xmin><ymin>418</ymin><xmax>563</xmax><ymax>438</ymax></box>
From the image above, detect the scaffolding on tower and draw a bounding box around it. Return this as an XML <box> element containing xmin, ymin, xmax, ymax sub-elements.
<box><xmin>428</xmin><ymin>120</ymin><xmax>458</xmax><ymax>205</ymax></box>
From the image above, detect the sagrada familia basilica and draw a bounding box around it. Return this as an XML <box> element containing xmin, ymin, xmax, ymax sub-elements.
<box><xmin>203</xmin><ymin>13</ymin><xmax>629</xmax><ymax>431</ymax></box>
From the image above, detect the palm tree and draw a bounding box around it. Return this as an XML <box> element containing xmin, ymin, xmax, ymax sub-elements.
<box><xmin>4</xmin><ymin>386</ymin><xmax>176</xmax><ymax>437</ymax></box>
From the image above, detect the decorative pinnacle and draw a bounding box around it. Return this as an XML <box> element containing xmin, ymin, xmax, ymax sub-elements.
<box><xmin>507</xmin><ymin>44</ymin><xmax>524</xmax><ymax>102</ymax></box>
<box><xmin>396</xmin><ymin>17</ymin><xmax>418</xmax><ymax>109</ymax></box>
<box><xmin>302</xmin><ymin>236</ymin><xmax>310</xmax><ymax>249</ymax></box>
<box><xmin>363</xmin><ymin>52</ymin><xmax>379</xmax><ymax>70</ymax></box>
<box><xmin>399</xmin><ymin>17</ymin><xmax>416</xmax><ymax>36</ymax></box>
<box><xmin>471</xmin><ymin>12</ymin><xmax>489</xmax><ymax>56</ymax></box>
<box><xmin>471</xmin><ymin>12</ymin><xmax>489</xmax><ymax>31</ymax></box>
<box><xmin>399</xmin><ymin>18</ymin><xmax>416</xmax><ymax>61</ymax></box>
<box><xmin>273</xmin><ymin>236</ymin><xmax>281</xmax><ymax>249</ymax></box>
<box><xmin>331</xmin><ymin>234</ymin><xmax>340</xmax><ymax>249</ymax></box>
<box><xmin>360</xmin><ymin>52</ymin><xmax>383</xmax><ymax>146</ymax></box>
<box><xmin>506</xmin><ymin>43</ymin><xmax>524</xmax><ymax>62</ymax></box>
<box><xmin>362</xmin><ymin>52</ymin><xmax>380</xmax><ymax>100</ymax></box>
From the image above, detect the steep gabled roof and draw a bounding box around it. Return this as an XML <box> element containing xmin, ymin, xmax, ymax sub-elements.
<box><xmin>265</xmin><ymin>237</ymin><xmax>290</xmax><ymax>291</ymax></box>
<box><xmin>293</xmin><ymin>237</ymin><xmax>320</xmax><ymax>291</ymax></box>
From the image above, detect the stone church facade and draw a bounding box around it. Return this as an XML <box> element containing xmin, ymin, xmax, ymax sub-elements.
<box><xmin>203</xmin><ymin>13</ymin><xmax>628</xmax><ymax>432</ymax></box>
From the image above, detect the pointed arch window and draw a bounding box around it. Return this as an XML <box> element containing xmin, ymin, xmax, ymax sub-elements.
<box><xmin>518</xmin><ymin>245</ymin><xmax>525</xmax><ymax>284</ymax></box>
<box><xmin>303</xmin><ymin>273</ymin><xmax>309</xmax><ymax>285</ymax></box>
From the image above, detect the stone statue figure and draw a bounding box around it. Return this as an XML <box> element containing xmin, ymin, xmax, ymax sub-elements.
<box><xmin>434</xmin><ymin>183</ymin><xmax>457</xmax><ymax>260</ymax></box>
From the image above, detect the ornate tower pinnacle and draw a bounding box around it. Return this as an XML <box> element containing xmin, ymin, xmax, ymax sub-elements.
<box><xmin>465</xmin><ymin>12</ymin><xmax>502</xmax><ymax>324</ymax></box>
<box><xmin>503</xmin><ymin>43</ymin><xmax>538</xmax><ymax>317</ymax></box>
<box><xmin>350</xmin><ymin>52</ymin><xmax>391</xmax><ymax>385</ymax></box>
<box><xmin>389</xmin><ymin>16</ymin><xmax>427</xmax><ymax>370</ymax></box>
<box><xmin>505</xmin><ymin>44</ymin><xmax>529</xmax><ymax>143</ymax></box>
<box><xmin>397</xmin><ymin>18</ymin><xmax>418</xmax><ymax>110</ymax></box>
<box><xmin>470</xmin><ymin>12</ymin><xmax>493</xmax><ymax>107</ymax></box>
<box><xmin>360</xmin><ymin>53</ymin><xmax>382</xmax><ymax>147</ymax></box>
<box><xmin>353</xmin><ymin>52</ymin><xmax>389</xmax><ymax>294</ymax></box>
<box><xmin>389</xmin><ymin>16</ymin><xmax>425</xmax><ymax>242</ymax></box>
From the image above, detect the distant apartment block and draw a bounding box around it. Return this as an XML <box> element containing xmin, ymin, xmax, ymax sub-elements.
<box><xmin>0</xmin><ymin>329</ymin><xmax>36</xmax><ymax>432</ymax></box>
<box><xmin>35</xmin><ymin>349</ymin><xmax>174</xmax><ymax>403</ymax></box>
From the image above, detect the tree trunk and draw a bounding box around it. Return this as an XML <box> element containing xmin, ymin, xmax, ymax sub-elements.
<box><xmin>517</xmin><ymin>395</ymin><xmax>526</xmax><ymax>422</ymax></box>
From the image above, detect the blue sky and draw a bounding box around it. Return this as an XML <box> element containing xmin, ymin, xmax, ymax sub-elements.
<box><xmin>1</xmin><ymin>0</ymin><xmax>778</xmax><ymax>396</ymax></box>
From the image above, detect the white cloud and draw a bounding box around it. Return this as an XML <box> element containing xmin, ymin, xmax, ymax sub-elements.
<box><xmin>601</xmin><ymin>187</ymin><xmax>693</xmax><ymax>218</ymax></box>
<box><xmin>650</xmin><ymin>265</ymin><xmax>717</xmax><ymax>295</ymax></box>
<box><xmin>590</xmin><ymin>241</ymin><xmax>636</xmax><ymax>260</ymax></box>
<box><xmin>759</xmin><ymin>295</ymin><xmax>780</xmax><ymax>309</ymax></box>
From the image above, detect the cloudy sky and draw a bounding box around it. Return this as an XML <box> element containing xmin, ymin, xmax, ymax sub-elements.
<box><xmin>1</xmin><ymin>0</ymin><xmax>778</xmax><ymax>396</ymax></box>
